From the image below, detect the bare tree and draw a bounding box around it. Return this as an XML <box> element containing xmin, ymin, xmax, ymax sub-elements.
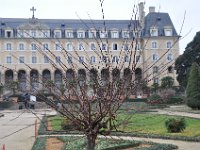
<box><xmin>0</xmin><ymin>1</ymin><xmax>182</xmax><ymax>149</ymax></box>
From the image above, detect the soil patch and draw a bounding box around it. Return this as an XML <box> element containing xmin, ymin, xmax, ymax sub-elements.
<box><xmin>47</xmin><ymin>118</ymin><xmax>52</xmax><ymax>130</ymax></box>
<box><xmin>45</xmin><ymin>137</ymin><xmax>64</xmax><ymax>150</ymax></box>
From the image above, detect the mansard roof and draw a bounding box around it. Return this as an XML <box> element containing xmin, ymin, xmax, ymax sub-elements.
<box><xmin>142</xmin><ymin>12</ymin><xmax>178</xmax><ymax>37</ymax></box>
<box><xmin>0</xmin><ymin>18</ymin><xmax>138</xmax><ymax>30</ymax></box>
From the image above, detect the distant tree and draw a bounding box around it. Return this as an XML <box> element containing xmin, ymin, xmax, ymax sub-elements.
<box><xmin>151</xmin><ymin>83</ymin><xmax>159</xmax><ymax>94</ymax></box>
<box><xmin>161</xmin><ymin>76</ymin><xmax>174</xmax><ymax>88</ymax></box>
<box><xmin>175</xmin><ymin>31</ymin><xmax>200</xmax><ymax>87</ymax></box>
<box><xmin>186</xmin><ymin>62</ymin><xmax>200</xmax><ymax>109</ymax></box>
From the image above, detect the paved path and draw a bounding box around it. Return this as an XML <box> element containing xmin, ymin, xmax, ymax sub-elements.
<box><xmin>154</xmin><ymin>109</ymin><xmax>200</xmax><ymax>119</ymax></box>
<box><xmin>0</xmin><ymin>109</ymin><xmax>55</xmax><ymax>150</ymax></box>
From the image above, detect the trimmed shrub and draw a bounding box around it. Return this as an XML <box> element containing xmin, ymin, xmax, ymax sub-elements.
<box><xmin>126</xmin><ymin>98</ymin><xmax>147</xmax><ymax>102</ymax></box>
<box><xmin>165</xmin><ymin>118</ymin><xmax>186</xmax><ymax>133</ymax></box>
<box><xmin>147</xmin><ymin>94</ymin><xmax>162</xmax><ymax>104</ymax></box>
<box><xmin>168</xmin><ymin>97</ymin><xmax>184</xmax><ymax>104</ymax></box>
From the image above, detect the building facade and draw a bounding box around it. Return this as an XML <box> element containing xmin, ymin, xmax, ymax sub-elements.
<box><xmin>0</xmin><ymin>4</ymin><xmax>179</xmax><ymax>94</ymax></box>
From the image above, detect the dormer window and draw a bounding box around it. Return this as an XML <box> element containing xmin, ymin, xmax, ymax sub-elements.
<box><xmin>65</xmin><ymin>30</ymin><xmax>74</xmax><ymax>38</ymax></box>
<box><xmin>54</xmin><ymin>30</ymin><xmax>61</xmax><ymax>38</ymax></box>
<box><xmin>111</xmin><ymin>31</ymin><xmax>119</xmax><ymax>38</ymax></box>
<box><xmin>164</xmin><ymin>26</ymin><xmax>173</xmax><ymax>36</ymax></box>
<box><xmin>150</xmin><ymin>27</ymin><xmax>158</xmax><ymax>36</ymax></box>
<box><xmin>5</xmin><ymin>30</ymin><xmax>13</xmax><ymax>38</ymax></box>
<box><xmin>31</xmin><ymin>31</ymin><xmax>36</xmax><ymax>37</ymax></box>
<box><xmin>89</xmin><ymin>30</ymin><xmax>96</xmax><ymax>38</ymax></box>
<box><xmin>122</xmin><ymin>31</ymin><xmax>129</xmax><ymax>38</ymax></box>
<box><xmin>100</xmin><ymin>29</ymin><xmax>107</xmax><ymax>38</ymax></box>
<box><xmin>77</xmin><ymin>31</ymin><xmax>85</xmax><ymax>38</ymax></box>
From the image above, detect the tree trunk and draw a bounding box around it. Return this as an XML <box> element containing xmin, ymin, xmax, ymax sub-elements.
<box><xmin>87</xmin><ymin>134</ymin><xmax>97</xmax><ymax>150</ymax></box>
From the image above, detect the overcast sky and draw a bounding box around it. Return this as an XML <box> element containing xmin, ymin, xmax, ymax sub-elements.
<box><xmin>0</xmin><ymin>0</ymin><xmax>199</xmax><ymax>54</ymax></box>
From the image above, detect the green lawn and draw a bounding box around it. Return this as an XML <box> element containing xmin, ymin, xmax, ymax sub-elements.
<box><xmin>49</xmin><ymin>113</ymin><xmax>200</xmax><ymax>138</ymax></box>
<box><xmin>116</xmin><ymin>113</ymin><xmax>200</xmax><ymax>137</ymax></box>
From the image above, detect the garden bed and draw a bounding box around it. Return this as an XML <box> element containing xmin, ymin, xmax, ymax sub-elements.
<box><xmin>32</xmin><ymin>136</ymin><xmax>178</xmax><ymax>150</ymax></box>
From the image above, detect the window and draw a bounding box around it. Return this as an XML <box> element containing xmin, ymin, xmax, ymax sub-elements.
<box><xmin>112</xmin><ymin>56</ymin><xmax>119</xmax><ymax>63</ymax></box>
<box><xmin>100</xmin><ymin>30</ymin><xmax>107</xmax><ymax>38</ymax></box>
<box><xmin>43</xmin><ymin>43</ymin><xmax>49</xmax><ymax>50</ymax></box>
<box><xmin>6</xmin><ymin>56</ymin><xmax>12</xmax><ymax>64</ymax></box>
<box><xmin>77</xmin><ymin>32</ymin><xmax>85</xmax><ymax>38</ymax></box>
<box><xmin>89</xmin><ymin>31</ymin><xmax>96</xmax><ymax>38</ymax></box>
<box><xmin>19</xmin><ymin>56</ymin><xmax>25</xmax><ymax>63</ymax></box>
<box><xmin>67</xmin><ymin>56</ymin><xmax>72</xmax><ymax>64</ymax></box>
<box><xmin>79</xmin><ymin>56</ymin><xmax>84</xmax><ymax>63</ymax></box>
<box><xmin>78</xmin><ymin>43</ymin><xmax>84</xmax><ymax>50</ymax></box>
<box><xmin>113</xmin><ymin>43</ymin><xmax>118</xmax><ymax>50</ymax></box>
<box><xmin>31</xmin><ymin>43</ymin><xmax>37</xmax><ymax>50</ymax></box>
<box><xmin>56</xmin><ymin>44</ymin><xmax>61</xmax><ymax>50</ymax></box>
<box><xmin>111</xmin><ymin>31</ymin><xmax>119</xmax><ymax>38</ymax></box>
<box><xmin>168</xmin><ymin>66</ymin><xmax>173</xmax><ymax>73</ymax></box>
<box><xmin>124</xmin><ymin>55</ymin><xmax>129</xmax><ymax>62</ymax></box>
<box><xmin>32</xmin><ymin>56</ymin><xmax>37</xmax><ymax>64</ymax></box>
<box><xmin>56</xmin><ymin>56</ymin><xmax>61</xmax><ymax>63</ymax></box>
<box><xmin>150</xmin><ymin>28</ymin><xmax>158</xmax><ymax>36</ymax></box>
<box><xmin>152</xmin><ymin>41</ymin><xmax>157</xmax><ymax>49</ymax></box>
<box><xmin>17</xmin><ymin>30</ymin><xmax>24</xmax><ymax>37</ymax></box>
<box><xmin>6</xmin><ymin>31</ymin><xmax>12</xmax><ymax>38</ymax></box>
<box><xmin>167</xmin><ymin>41</ymin><xmax>172</xmax><ymax>49</ymax></box>
<box><xmin>102</xmin><ymin>43</ymin><xmax>107</xmax><ymax>50</ymax></box>
<box><xmin>67</xmin><ymin>43</ymin><xmax>73</xmax><ymax>50</ymax></box>
<box><xmin>102</xmin><ymin>56</ymin><xmax>107</xmax><ymax>63</ymax></box>
<box><xmin>136</xmin><ymin>56</ymin><xmax>140</xmax><ymax>63</ymax></box>
<box><xmin>44</xmin><ymin>55</ymin><xmax>49</xmax><ymax>63</ymax></box>
<box><xmin>19</xmin><ymin>43</ymin><xmax>24</xmax><ymax>50</ymax></box>
<box><xmin>90</xmin><ymin>43</ymin><xmax>96</xmax><ymax>50</ymax></box>
<box><xmin>6</xmin><ymin>43</ymin><xmax>12</xmax><ymax>50</ymax></box>
<box><xmin>54</xmin><ymin>31</ymin><xmax>61</xmax><ymax>38</ymax></box>
<box><xmin>153</xmin><ymin>66</ymin><xmax>159</xmax><ymax>73</ymax></box>
<box><xmin>90</xmin><ymin>56</ymin><xmax>96</xmax><ymax>64</ymax></box>
<box><xmin>43</xmin><ymin>31</ymin><xmax>49</xmax><ymax>37</ymax></box>
<box><xmin>153</xmin><ymin>54</ymin><xmax>158</xmax><ymax>61</ymax></box>
<box><xmin>136</xmin><ymin>43</ymin><xmax>141</xmax><ymax>50</ymax></box>
<box><xmin>167</xmin><ymin>54</ymin><xmax>173</xmax><ymax>61</ymax></box>
<box><xmin>165</xmin><ymin>29</ymin><xmax>172</xmax><ymax>36</ymax></box>
<box><xmin>153</xmin><ymin>77</ymin><xmax>159</xmax><ymax>84</ymax></box>
<box><xmin>31</xmin><ymin>31</ymin><xmax>36</xmax><ymax>37</ymax></box>
<box><xmin>66</xmin><ymin>31</ymin><xmax>73</xmax><ymax>38</ymax></box>
<box><xmin>123</xmin><ymin>31</ymin><xmax>129</xmax><ymax>38</ymax></box>
<box><xmin>124</xmin><ymin>44</ymin><xmax>129</xmax><ymax>50</ymax></box>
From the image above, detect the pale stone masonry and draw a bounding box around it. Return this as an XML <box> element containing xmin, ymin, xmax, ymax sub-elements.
<box><xmin>0</xmin><ymin>3</ymin><xmax>179</xmax><ymax>93</ymax></box>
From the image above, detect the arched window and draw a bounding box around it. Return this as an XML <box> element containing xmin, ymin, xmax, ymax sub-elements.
<box><xmin>112</xmin><ymin>56</ymin><xmax>119</xmax><ymax>63</ymax></box>
<box><xmin>152</xmin><ymin>54</ymin><xmax>159</xmax><ymax>61</ymax></box>
<box><xmin>124</xmin><ymin>55</ymin><xmax>129</xmax><ymax>62</ymax></box>
<box><xmin>167</xmin><ymin>54</ymin><xmax>173</xmax><ymax>61</ymax></box>
<box><xmin>167</xmin><ymin>41</ymin><xmax>172</xmax><ymax>49</ymax></box>
<box><xmin>151</xmin><ymin>41</ymin><xmax>157</xmax><ymax>48</ymax></box>
<box><xmin>67</xmin><ymin>43</ymin><xmax>73</xmax><ymax>50</ymax></box>
<box><xmin>90</xmin><ymin>56</ymin><xmax>96</xmax><ymax>64</ymax></box>
<box><xmin>90</xmin><ymin>43</ymin><xmax>96</xmax><ymax>50</ymax></box>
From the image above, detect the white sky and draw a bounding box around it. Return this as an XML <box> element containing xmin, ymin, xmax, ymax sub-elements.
<box><xmin>0</xmin><ymin>0</ymin><xmax>199</xmax><ymax>54</ymax></box>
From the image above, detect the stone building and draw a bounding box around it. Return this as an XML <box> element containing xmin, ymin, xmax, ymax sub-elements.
<box><xmin>0</xmin><ymin>3</ymin><xmax>179</xmax><ymax>94</ymax></box>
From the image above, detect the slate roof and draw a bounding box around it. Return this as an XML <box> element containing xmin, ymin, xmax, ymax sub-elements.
<box><xmin>0</xmin><ymin>18</ymin><xmax>138</xmax><ymax>30</ymax></box>
<box><xmin>142</xmin><ymin>12</ymin><xmax>178</xmax><ymax>37</ymax></box>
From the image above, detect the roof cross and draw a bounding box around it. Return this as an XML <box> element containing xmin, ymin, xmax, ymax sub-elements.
<box><xmin>30</xmin><ymin>6</ymin><xmax>36</xmax><ymax>19</ymax></box>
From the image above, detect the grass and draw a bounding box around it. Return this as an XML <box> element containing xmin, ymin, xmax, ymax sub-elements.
<box><xmin>49</xmin><ymin>112</ymin><xmax>200</xmax><ymax>138</ymax></box>
<box><xmin>49</xmin><ymin>116</ymin><xmax>64</xmax><ymax>130</ymax></box>
<box><xmin>116</xmin><ymin>113</ymin><xmax>200</xmax><ymax>137</ymax></box>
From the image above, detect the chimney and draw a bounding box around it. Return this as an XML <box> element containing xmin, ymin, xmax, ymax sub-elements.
<box><xmin>139</xmin><ymin>2</ymin><xmax>145</xmax><ymax>28</ymax></box>
<box><xmin>149</xmin><ymin>6</ymin><xmax>155</xmax><ymax>13</ymax></box>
